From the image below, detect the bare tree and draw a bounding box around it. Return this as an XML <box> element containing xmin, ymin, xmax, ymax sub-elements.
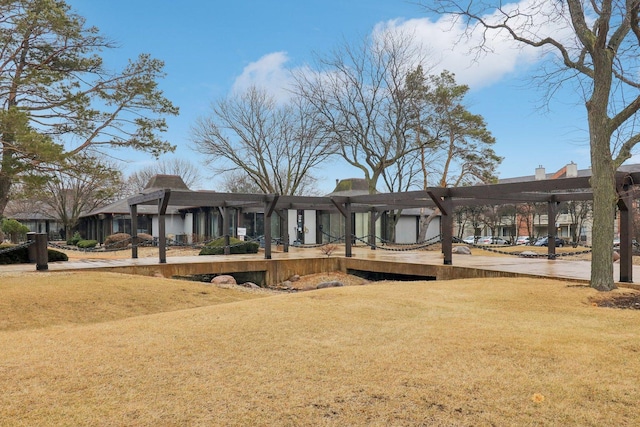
<box><xmin>190</xmin><ymin>87</ymin><xmax>334</xmax><ymax>196</ymax></box>
<box><xmin>425</xmin><ymin>1</ymin><xmax>640</xmax><ymax>290</ymax></box>
<box><xmin>294</xmin><ymin>30</ymin><xmax>431</xmax><ymax>195</ymax></box>
<box><xmin>24</xmin><ymin>156</ymin><xmax>122</xmax><ymax>235</ymax></box>
<box><xmin>565</xmin><ymin>200</ymin><xmax>592</xmax><ymax>244</ymax></box>
<box><xmin>123</xmin><ymin>158</ymin><xmax>202</xmax><ymax>195</ymax></box>
<box><xmin>218</xmin><ymin>170</ymin><xmax>266</xmax><ymax>194</ymax></box>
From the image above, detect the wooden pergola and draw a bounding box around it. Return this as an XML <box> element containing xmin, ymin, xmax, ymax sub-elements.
<box><xmin>128</xmin><ymin>167</ymin><xmax>640</xmax><ymax>283</ymax></box>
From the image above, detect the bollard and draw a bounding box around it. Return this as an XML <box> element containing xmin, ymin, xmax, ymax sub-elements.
<box><xmin>35</xmin><ymin>233</ymin><xmax>48</xmax><ymax>271</ymax></box>
<box><xmin>27</xmin><ymin>232</ymin><xmax>37</xmax><ymax>263</ymax></box>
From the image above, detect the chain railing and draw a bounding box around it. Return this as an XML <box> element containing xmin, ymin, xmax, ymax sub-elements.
<box><xmin>354</xmin><ymin>234</ymin><xmax>442</xmax><ymax>251</ymax></box>
<box><xmin>452</xmin><ymin>237</ymin><xmax>593</xmax><ymax>258</ymax></box>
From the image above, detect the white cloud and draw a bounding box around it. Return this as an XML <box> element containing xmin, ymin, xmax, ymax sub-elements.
<box><xmin>374</xmin><ymin>0</ymin><xmax>577</xmax><ymax>89</ymax></box>
<box><xmin>232</xmin><ymin>0</ymin><xmax>576</xmax><ymax>95</ymax></box>
<box><xmin>231</xmin><ymin>52</ymin><xmax>295</xmax><ymax>102</ymax></box>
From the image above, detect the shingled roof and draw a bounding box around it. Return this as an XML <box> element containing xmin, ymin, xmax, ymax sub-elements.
<box><xmin>144</xmin><ymin>174</ymin><xmax>190</xmax><ymax>190</ymax></box>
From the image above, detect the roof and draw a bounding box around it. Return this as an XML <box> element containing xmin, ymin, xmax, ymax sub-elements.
<box><xmin>498</xmin><ymin>163</ymin><xmax>640</xmax><ymax>184</ymax></box>
<box><xmin>144</xmin><ymin>174</ymin><xmax>190</xmax><ymax>190</ymax></box>
<box><xmin>325</xmin><ymin>178</ymin><xmax>374</xmax><ymax>197</ymax></box>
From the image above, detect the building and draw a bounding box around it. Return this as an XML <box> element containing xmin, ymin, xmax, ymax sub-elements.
<box><xmin>454</xmin><ymin>162</ymin><xmax>640</xmax><ymax>244</ymax></box>
<box><xmin>78</xmin><ymin>176</ymin><xmax>440</xmax><ymax>246</ymax></box>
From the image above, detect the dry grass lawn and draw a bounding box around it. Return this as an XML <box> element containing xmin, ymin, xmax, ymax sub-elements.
<box><xmin>1</xmin><ymin>272</ymin><xmax>640</xmax><ymax>425</ymax></box>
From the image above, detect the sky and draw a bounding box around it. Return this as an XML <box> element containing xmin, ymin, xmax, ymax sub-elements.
<box><xmin>65</xmin><ymin>0</ymin><xmax>597</xmax><ymax>194</ymax></box>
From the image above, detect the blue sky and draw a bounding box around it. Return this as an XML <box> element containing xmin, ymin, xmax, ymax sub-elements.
<box><xmin>66</xmin><ymin>0</ymin><xmax>594</xmax><ymax>193</ymax></box>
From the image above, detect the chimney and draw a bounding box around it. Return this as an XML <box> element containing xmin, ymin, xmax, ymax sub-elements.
<box><xmin>566</xmin><ymin>162</ymin><xmax>578</xmax><ymax>178</ymax></box>
<box><xmin>535</xmin><ymin>165</ymin><xmax>546</xmax><ymax>180</ymax></box>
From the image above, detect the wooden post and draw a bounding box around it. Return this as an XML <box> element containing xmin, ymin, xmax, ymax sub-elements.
<box><xmin>441</xmin><ymin>196</ymin><xmax>453</xmax><ymax>265</ymax></box>
<box><xmin>369</xmin><ymin>209</ymin><xmax>377</xmax><ymax>250</ymax></box>
<box><xmin>130</xmin><ymin>204</ymin><xmax>138</xmax><ymax>259</ymax></box>
<box><xmin>222</xmin><ymin>207</ymin><xmax>230</xmax><ymax>255</ymax></box>
<box><xmin>345</xmin><ymin>202</ymin><xmax>352</xmax><ymax>257</ymax></box>
<box><xmin>547</xmin><ymin>197</ymin><xmax>557</xmax><ymax>260</ymax></box>
<box><xmin>280</xmin><ymin>209</ymin><xmax>289</xmax><ymax>253</ymax></box>
<box><xmin>158</xmin><ymin>199</ymin><xmax>167</xmax><ymax>264</ymax></box>
<box><xmin>618</xmin><ymin>177</ymin><xmax>633</xmax><ymax>283</ymax></box>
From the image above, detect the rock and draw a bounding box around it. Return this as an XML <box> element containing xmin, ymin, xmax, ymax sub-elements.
<box><xmin>519</xmin><ymin>251</ymin><xmax>539</xmax><ymax>258</ymax></box>
<box><xmin>452</xmin><ymin>246</ymin><xmax>471</xmax><ymax>255</ymax></box>
<box><xmin>152</xmin><ymin>272</ymin><xmax>164</xmax><ymax>278</ymax></box>
<box><xmin>613</xmin><ymin>251</ymin><xmax>620</xmax><ymax>262</ymax></box>
<box><xmin>211</xmin><ymin>275</ymin><xmax>237</xmax><ymax>285</ymax></box>
<box><xmin>242</xmin><ymin>282</ymin><xmax>260</xmax><ymax>289</ymax></box>
<box><xmin>316</xmin><ymin>281</ymin><xmax>344</xmax><ymax>289</ymax></box>
<box><xmin>282</xmin><ymin>280</ymin><xmax>292</xmax><ymax>288</ymax></box>
<box><xmin>289</xmin><ymin>274</ymin><xmax>301</xmax><ymax>282</ymax></box>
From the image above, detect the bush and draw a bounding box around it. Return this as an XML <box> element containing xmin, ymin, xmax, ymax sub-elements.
<box><xmin>199</xmin><ymin>237</ymin><xmax>259</xmax><ymax>255</ymax></box>
<box><xmin>77</xmin><ymin>239</ymin><xmax>98</xmax><ymax>249</ymax></box>
<box><xmin>104</xmin><ymin>233</ymin><xmax>131</xmax><ymax>249</ymax></box>
<box><xmin>1</xmin><ymin>219</ymin><xmax>30</xmax><ymax>243</ymax></box>
<box><xmin>136</xmin><ymin>233</ymin><xmax>154</xmax><ymax>245</ymax></box>
<box><xmin>48</xmin><ymin>249</ymin><xmax>69</xmax><ymax>262</ymax></box>
<box><xmin>0</xmin><ymin>244</ymin><xmax>68</xmax><ymax>264</ymax></box>
<box><xmin>66</xmin><ymin>231</ymin><xmax>83</xmax><ymax>246</ymax></box>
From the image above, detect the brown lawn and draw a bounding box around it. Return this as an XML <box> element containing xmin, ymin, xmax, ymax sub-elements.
<box><xmin>1</xmin><ymin>272</ymin><xmax>639</xmax><ymax>425</ymax></box>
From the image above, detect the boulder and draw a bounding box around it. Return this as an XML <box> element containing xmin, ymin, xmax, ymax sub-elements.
<box><xmin>452</xmin><ymin>246</ymin><xmax>472</xmax><ymax>255</ymax></box>
<box><xmin>289</xmin><ymin>274</ymin><xmax>301</xmax><ymax>282</ymax></box>
<box><xmin>316</xmin><ymin>281</ymin><xmax>344</xmax><ymax>289</ymax></box>
<box><xmin>211</xmin><ymin>275</ymin><xmax>237</xmax><ymax>285</ymax></box>
<box><xmin>242</xmin><ymin>282</ymin><xmax>260</xmax><ymax>289</ymax></box>
<box><xmin>613</xmin><ymin>251</ymin><xmax>620</xmax><ymax>262</ymax></box>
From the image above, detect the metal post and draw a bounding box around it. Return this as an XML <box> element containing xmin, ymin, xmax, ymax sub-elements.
<box><xmin>27</xmin><ymin>232</ymin><xmax>36</xmax><ymax>263</ymax></box>
<box><xmin>35</xmin><ymin>233</ymin><xmax>48</xmax><ymax>271</ymax></box>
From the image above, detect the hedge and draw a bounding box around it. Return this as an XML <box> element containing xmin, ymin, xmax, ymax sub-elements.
<box><xmin>199</xmin><ymin>237</ymin><xmax>259</xmax><ymax>255</ymax></box>
<box><xmin>0</xmin><ymin>244</ymin><xmax>68</xmax><ymax>265</ymax></box>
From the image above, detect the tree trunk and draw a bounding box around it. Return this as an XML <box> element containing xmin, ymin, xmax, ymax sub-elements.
<box><xmin>0</xmin><ymin>173</ymin><xmax>11</xmax><ymax>217</ymax></box>
<box><xmin>588</xmin><ymin>106</ymin><xmax>617</xmax><ymax>291</ymax></box>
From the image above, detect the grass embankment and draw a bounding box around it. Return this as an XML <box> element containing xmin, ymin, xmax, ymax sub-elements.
<box><xmin>1</xmin><ymin>273</ymin><xmax>639</xmax><ymax>425</ymax></box>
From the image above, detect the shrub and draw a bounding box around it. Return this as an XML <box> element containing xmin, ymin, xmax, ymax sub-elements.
<box><xmin>66</xmin><ymin>231</ymin><xmax>83</xmax><ymax>246</ymax></box>
<box><xmin>1</xmin><ymin>219</ymin><xmax>30</xmax><ymax>243</ymax></box>
<box><xmin>199</xmin><ymin>237</ymin><xmax>259</xmax><ymax>255</ymax></box>
<box><xmin>136</xmin><ymin>233</ymin><xmax>154</xmax><ymax>245</ymax></box>
<box><xmin>48</xmin><ymin>249</ymin><xmax>69</xmax><ymax>262</ymax></box>
<box><xmin>0</xmin><ymin>244</ymin><xmax>68</xmax><ymax>264</ymax></box>
<box><xmin>104</xmin><ymin>233</ymin><xmax>131</xmax><ymax>249</ymax></box>
<box><xmin>77</xmin><ymin>239</ymin><xmax>98</xmax><ymax>249</ymax></box>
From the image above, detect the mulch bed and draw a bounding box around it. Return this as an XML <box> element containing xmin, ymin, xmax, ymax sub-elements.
<box><xmin>591</xmin><ymin>293</ymin><xmax>640</xmax><ymax>310</ymax></box>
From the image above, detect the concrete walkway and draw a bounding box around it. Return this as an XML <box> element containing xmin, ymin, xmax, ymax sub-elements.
<box><xmin>1</xmin><ymin>246</ymin><xmax>638</xmax><ymax>289</ymax></box>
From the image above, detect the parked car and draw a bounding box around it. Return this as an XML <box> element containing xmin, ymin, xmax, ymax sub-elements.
<box><xmin>491</xmin><ymin>237</ymin><xmax>510</xmax><ymax>245</ymax></box>
<box><xmin>515</xmin><ymin>236</ymin><xmax>531</xmax><ymax>245</ymax></box>
<box><xmin>477</xmin><ymin>236</ymin><xmax>493</xmax><ymax>245</ymax></box>
<box><xmin>533</xmin><ymin>236</ymin><xmax>565</xmax><ymax>247</ymax></box>
<box><xmin>462</xmin><ymin>235</ymin><xmax>477</xmax><ymax>244</ymax></box>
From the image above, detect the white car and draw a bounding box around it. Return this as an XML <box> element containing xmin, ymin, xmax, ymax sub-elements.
<box><xmin>477</xmin><ymin>236</ymin><xmax>493</xmax><ymax>245</ymax></box>
<box><xmin>515</xmin><ymin>236</ymin><xmax>531</xmax><ymax>245</ymax></box>
<box><xmin>462</xmin><ymin>236</ymin><xmax>477</xmax><ymax>244</ymax></box>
